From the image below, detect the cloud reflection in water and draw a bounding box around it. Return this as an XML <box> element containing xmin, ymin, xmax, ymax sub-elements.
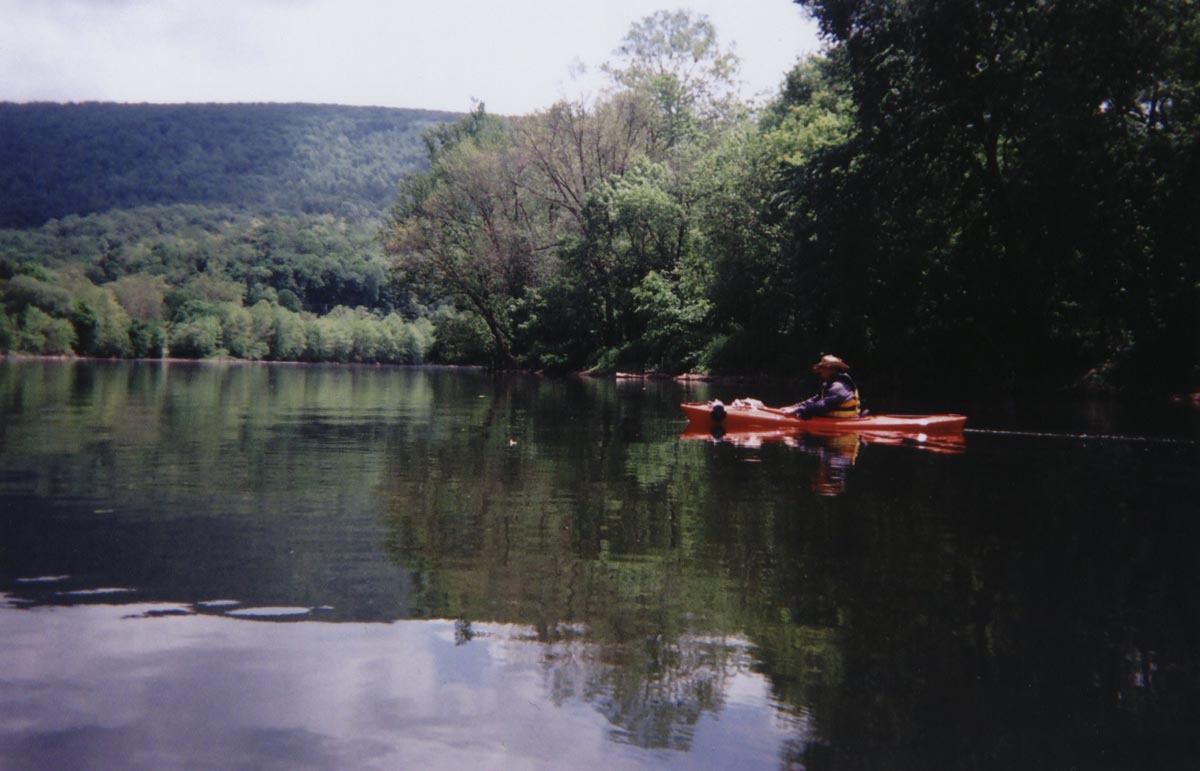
<box><xmin>0</xmin><ymin>600</ymin><xmax>809</xmax><ymax>769</ymax></box>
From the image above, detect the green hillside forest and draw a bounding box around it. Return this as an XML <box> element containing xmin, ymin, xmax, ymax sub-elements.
<box><xmin>2</xmin><ymin>3</ymin><xmax>1196</xmax><ymax>393</ymax></box>
<box><xmin>1</xmin><ymin>102</ymin><xmax>458</xmax><ymax>364</ymax></box>
<box><xmin>0</xmin><ymin>102</ymin><xmax>458</xmax><ymax>226</ymax></box>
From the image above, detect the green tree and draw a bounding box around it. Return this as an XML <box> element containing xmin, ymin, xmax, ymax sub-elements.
<box><xmin>385</xmin><ymin>108</ymin><xmax>551</xmax><ymax>367</ymax></box>
<box><xmin>790</xmin><ymin>0</ymin><xmax>1199</xmax><ymax>390</ymax></box>
<box><xmin>128</xmin><ymin>319</ymin><xmax>166</xmax><ymax>358</ymax></box>
<box><xmin>248</xmin><ymin>300</ymin><xmax>277</xmax><ymax>359</ymax></box>
<box><xmin>427</xmin><ymin>307</ymin><xmax>494</xmax><ymax>365</ymax></box>
<box><xmin>270</xmin><ymin>307</ymin><xmax>308</xmax><ymax>361</ymax></box>
<box><xmin>693</xmin><ymin>56</ymin><xmax>858</xmax><ymax>374</ymax></box>
<box><xmin>70</xmin><ymin>299</ymin><xmax>100</xmax><ymax>355</ymax></box>
<box><xmin>108</xmin><ymin>274</ymin><xmax>168</xmax><ymax>321</ymax></box>
<box><xmin>2</xmin><ymin>274</ymin><xmax>74</xmax><ymax>317</ymax></box>
<box><xmin>306</xmin><ymin>311</ymin><xmax>354</xmax><ymax>362</ymax></box>
<box><xmin>386</xmin><ymin>10</ymin><xmax>743</xmax><ymax>373</ymax></box>
<box><xmin>0</xmin><ymin>312</ymin><xmax>14</xmax><ymax>352</ymax></box>
<box><xmin>632</xmin><ymin>270</ymin><xmax>710</xmax><ymax>371</ymax></box>
<box><xmin>61</xmin><ymin>274</ymin><xmax>132</xmax><ymax>357</ymax></box>
<box><xmin>602</xmin><ymin>10</ymin><xmax>741</xmax><ymax>147</ymax></box>
<box><xmin>169</xmin><ymin>315</ymin><xmax>222</xmax><ymax>358</ymax></box>
<box><xmin>17</xmin><ymin>307</ymin><xmax>76</xmax><ymax>354</ymax></box>
<box><xmin>222</xmin><ymin>304</ymin><xmax>268</xmax><ymax>360</ymax></box>
<box><xmin>509</xmin><ymin>94</ymin><xmax>661</xmax><ymax>229</ymax></box>
<box><xmin>185</xmin><ymin>273</ymin><xmax>245</xmax><ymax>305</ymax></box>
<box><xmin>277</xmin><ymin>288</ymin><xmax>302</xmax><ymax>313</ymax></box>
<box><xmin>566</xmin><ymin>158</ymin><xmax>691</xmax><ymax>367</ymax></box>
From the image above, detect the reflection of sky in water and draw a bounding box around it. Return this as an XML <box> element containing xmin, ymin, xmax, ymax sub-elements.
<box><xmin>0</xmin><ymin>600</ymin><xmax>807</xmax><ymax>769</ymax></box>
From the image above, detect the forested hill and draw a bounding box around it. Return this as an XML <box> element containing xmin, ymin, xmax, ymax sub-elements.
<box><xmin>0</xmin><ymin>102</ymin><xmax>459</xmax><ymax>227</ymax></box>
<box><xmin>0</xmin><ymin>102</ymin><xmax>462</xmax><ymax>366</ymax></box>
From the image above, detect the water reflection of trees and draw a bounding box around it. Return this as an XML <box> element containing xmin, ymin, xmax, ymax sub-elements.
<box><xmin>386</xmin><ymin>503</ymin><xmax>755</xmax><ymax>750</ymax></box>
<box><xmin>540</xmin><ymin>632</ymin><xmax>740</xmax><ymax>750</ymax></box>
<box><xmin>378</xmin><ymin>375</ymin><xmax>1200</xmax><ymax>768</ymax></box>
<box><xmin>376</xmin><ymin>376</ymin><xmax>847</xmax><ymax>753</ymax></box>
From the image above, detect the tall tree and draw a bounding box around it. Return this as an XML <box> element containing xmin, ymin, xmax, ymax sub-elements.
<box><xmin>385</xmin><ymin>108</ymin><xmax>550</xmax><ymax>366</ymax></box>
<box><xmin>694</xmin><ymin>56</ymin><xmax>859</xmax><ymax>374</ymax></box>
<box><xmin>602</xmin><ymin>10</ymin><xmax>741</xmax><ymax>147</ymax></box>
<box><xmin>510</xmin><ymin>96</ymin><xmax>666</xmax><ymax>365</ymax></box>
<box><xmin>790</xmin><ymin>0</ymin><xmax>1199</xmax><ymax>390</ymax></box>
<box><xmin>509</xmin><ymin>93</ymin><xmax>661</xmax><ymax>228</ymax></box>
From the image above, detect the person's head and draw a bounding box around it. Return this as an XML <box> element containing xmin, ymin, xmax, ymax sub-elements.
<box><xmin>812</xmin><ymin>354</ymin><xmax>849</xmax><ymax>378</ymax></box>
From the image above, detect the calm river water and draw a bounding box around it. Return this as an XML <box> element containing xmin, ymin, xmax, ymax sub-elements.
<box><xmin>1</xmin><ymin>359</ymin><xmax>1197</xmax><ymax>770</ymax></box>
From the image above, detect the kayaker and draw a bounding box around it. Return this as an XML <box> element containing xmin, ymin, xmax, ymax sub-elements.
<box><xmin>785</xmin><ymin>354</ymin><xmax>862</xmax><ymax>419</ymax></box>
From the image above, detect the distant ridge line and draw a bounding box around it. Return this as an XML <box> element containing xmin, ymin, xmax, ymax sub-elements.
<box><xmin>0</xmin><ymin>102</ymin><xmax>462</xmax><ymax>227</ymax></box>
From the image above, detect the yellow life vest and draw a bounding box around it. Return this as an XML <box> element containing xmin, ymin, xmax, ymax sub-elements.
<box><xmin>827</xmin><ymin>391</ymin><xmax>861</xmax><ymax>418</ymax></box>
<box><xmin>825</xmin><ymin>374</ymin><xmax>861</xmax><ymax>418</ymax></box>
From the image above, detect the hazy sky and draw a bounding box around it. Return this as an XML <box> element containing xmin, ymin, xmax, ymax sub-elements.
<box><xmin>0</xmin><ymin>0</ymin><xmax>823</xmax><ymax>114</ymax></box>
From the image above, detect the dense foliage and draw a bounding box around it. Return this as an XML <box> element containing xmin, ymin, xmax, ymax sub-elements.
<box><xmin>385</xmin><ymin>11</ymin><xmax>742</xmax><ymax>374</ymax></box>
<box><xmin>0</xmin><ymin>252</ymin><xmax>434</xmax><ymax>364</ymax></box>
<box><xmin>382</xmin><ymin>4</ymin><xmax>1196</xmax><ymax>393</ymax></box>
<box><xmin>0</xmin><ymin>102</ymin><xmax>456</xmax><ymax>227</ymax></box>
<box><xmin>785</xmin><ymin>0</ymin><xmax>1199</xmax><ymax>391</ymax></box>
<box><xmin>0</xmin><ymin>103</ymin><xmax>456</xmax><ymax>364</ymax></box>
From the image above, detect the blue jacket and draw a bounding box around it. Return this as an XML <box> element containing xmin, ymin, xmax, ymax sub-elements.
<box><xmin>789</xmin><ymin>373</ymin><xmax>861</xmax><ymax>418</ymax></box>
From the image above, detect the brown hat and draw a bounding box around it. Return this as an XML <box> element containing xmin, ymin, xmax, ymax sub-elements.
<box><xmin>812</xmin><ymin>354</ymin><xmax>849</xmax><ymax>372</ymax></box>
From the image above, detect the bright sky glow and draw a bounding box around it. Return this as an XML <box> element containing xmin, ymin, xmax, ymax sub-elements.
<box><xmin>0</xmin><ymin>0</ymin><xmax>823</xmax><ymax>114</ymax></box>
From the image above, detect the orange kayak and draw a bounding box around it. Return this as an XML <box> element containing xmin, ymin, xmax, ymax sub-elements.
<box><xmin>679</xmin><ymin>425</ymin><xmax>966</xmax><ymax>454</ymax></box>
<box><xmin>680</xmin><ymin>399</ymin><xmax>967</xmax><ymax>435</ymax></box>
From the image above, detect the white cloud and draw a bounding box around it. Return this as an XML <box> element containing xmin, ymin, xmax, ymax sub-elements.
<box><xmin>0</xmin><ymin>0</ymin><xmax>821</xmax><ymax>112</ymax></box>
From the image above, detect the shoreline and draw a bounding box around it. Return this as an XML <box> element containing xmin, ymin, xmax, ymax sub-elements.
<box><xmin>3</xmin><ymin>353</ymin><xmax>1197</xmax><ymax>402</ymax></box>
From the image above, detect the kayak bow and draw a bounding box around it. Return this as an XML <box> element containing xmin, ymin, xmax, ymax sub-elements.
<box><xmin>680</xmin><ymin>399</ymin><xmax>967</xmax><ymax>435</ymax></box>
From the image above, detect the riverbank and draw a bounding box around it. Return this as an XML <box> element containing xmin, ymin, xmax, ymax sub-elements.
<box><xmin>5</xmin><ymin>352</ymin><xmax>1196</xmax><ymax>404</ymax></box>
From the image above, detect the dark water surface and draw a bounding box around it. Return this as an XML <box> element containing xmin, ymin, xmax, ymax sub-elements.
<box><xmin>1</xmin><ymin>360</ymin><xmax>1197</xmax><ymax>770</ymax></box>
